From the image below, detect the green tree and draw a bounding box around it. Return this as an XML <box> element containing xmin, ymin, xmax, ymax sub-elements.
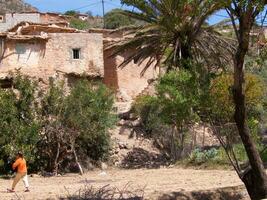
<box><xmin>0</xmin><ymin>76</ymin><xmax>117</xmax><ymax>174</ymax></box>
<box><xmin>104</xmin><ymin>9</ymin><xmax>137</xmax><ymax>29</ymax></box>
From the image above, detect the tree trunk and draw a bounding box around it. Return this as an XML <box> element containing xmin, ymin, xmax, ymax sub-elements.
<box><xmin>170</xmin><ymin>125</ymin><xmax>177</xmax><ymax>160</ymax></box>
<box><xmin>233</xmin><ymin>27</ymin><xmax>267</xmax><ymax>199</ymax></box>
<box><xmin>242</xmin><ymin>168</ymin><xmax>267</xmax><ymax>200</ymax></box>
<box><xmin>52</xmin><ymin>141</ymin><xmax>60</xmax><ymax>175</ymax></box>
<box><xmin>202</xmin><ymin>125</ymin><xmax>206</xmax><ymax>147</ymax></box>
<box><xmin>233</xmin><ymin>63</ymin><xmax>267</xmax><ymax>200</ymax></box>
<box><xmin>181</xmin><ymin>43</ymin><xmax>192</xmax><ymax>61</ymax></box>
<box><xmin>73</xmin><ymin>148</ymin><xmax>83</xmax><ymax>175</ymax></box>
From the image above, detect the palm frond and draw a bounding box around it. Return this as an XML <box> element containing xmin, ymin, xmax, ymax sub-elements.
<box><xmin>108</xmin><ymin>0</ymin><xmax>234</xmax><ymax>74</ymax></box>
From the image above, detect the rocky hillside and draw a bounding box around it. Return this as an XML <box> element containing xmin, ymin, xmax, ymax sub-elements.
<box><xmin>0</xmin><ymin>0</ymin><xmax>37</xmax><ymax>14</ymax></box>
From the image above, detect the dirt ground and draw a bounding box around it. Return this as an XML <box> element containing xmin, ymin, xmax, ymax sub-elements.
<box><xmin>0</xmin><ymin>168</ymin><xmax>248</xmax><ymax>200</ymax></box>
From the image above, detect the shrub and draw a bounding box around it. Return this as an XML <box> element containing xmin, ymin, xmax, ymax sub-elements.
<box><xmin>104</xmin><ymin>9</ymin><xmax>138</xmax><ymax>29</ymax></box>
<box><xmin>0</xmin><ymin>75</ymin><xmax>40</xmax><ymax>173</ymax></box>
<box><xmin>133</xmin><ymin>69</ymin><xmax>201</xmax><ymax>160</ymax></box>
<box><xmin>210</xmin><ymin>73</ymin><xmax>265</xmax><ymax>122</ymax></box>
<box><xmin>188</xmin><ymin>148</ymin><xmax>219</xmax><ymax>164</ymax></box>
<box><xmin>63</xmin><ymin>80</ymin><xmax>117</xmax><ymax>161</ymax></box>
<box><xmin>69</xmin><ymin>18</ymin><xmax>90</xmax><ymax>30</ymax></box>
<box><xmin>133</xmin><ymin>95</ymin><xmax>162</xmax><ymax>136</ymax></box>
<box><xmin>64</xmin><ymin>183</ymin><xmax>145</xmax><ymax>200</ymax></box>
<box><xmin>37</xmin><ymin>79</ymin><xmax>116</xmax><ymax>173</ymax></box>
<box><xmin>185</xmin><ymin>144</ymin><xmax>256</xmax><ymax>168</ymax></box>
<box><xmin>0</xmin><ymin>76</ymin><xmax>116</xmax><ymax>174</ymax></box>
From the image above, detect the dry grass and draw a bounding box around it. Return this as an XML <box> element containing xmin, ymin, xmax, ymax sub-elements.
<box><xmin>62</xmin><ymin>182</ymin><xmax>145</xmax><ymax>200</ymax></box>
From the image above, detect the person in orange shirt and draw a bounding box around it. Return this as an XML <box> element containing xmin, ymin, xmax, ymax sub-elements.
<box><xmin>7</xmin><ymin>152</ymin><xmax>30</xmax><ymax>193</ymax></box>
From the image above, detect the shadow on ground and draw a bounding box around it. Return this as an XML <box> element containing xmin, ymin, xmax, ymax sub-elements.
<box><xmin>120</xmin><ymin>148</ymin><xmax>169</xmax><ymax>169</ymax></box>
<box><xmin>158</xmin><ymin>186</ymin><xmax>248</xmax><ymax>200</ymax></box>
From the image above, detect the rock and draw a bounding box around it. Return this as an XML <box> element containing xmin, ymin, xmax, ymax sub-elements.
<box><xmin>132</xmin><ymin>118</ymin><xmax>141</xmax><ymax>127</ymax></box>
<box><xmin>129</xmin><ymin>113</ymin><xmax>138</xmax><ymax>120</ymax></box>
<box><xmin>114</xmin><ymin>161</ymin><xmax>120</xmax><ymax>167</ymax></box>
<box><xmin>118</xmin><ymin>141</ymin><xmax>130</xmax><ymax>149</ymax></box>
<box><xmin>101</xmin><ymin>162</ymin><xmax>108</xmax><ymax>170</ymax></box>
<box><xmin>115</xmin><ymin>101</ymin><xmax>132</xmax><ymax>115</ymax></box>
<box><xmin>115</xmin><ymin>148</ymin><xmax>120</xmax><ymax>154</ymax></box>
<box><xmin>30</xmin><ymin>174</ymin><xmax>40</xmax><ymax>178</ymax></box>
<box><xmin>119</xmin><ymin>127</ymin><xmax>132</xmax><ymax>135</ymax></box>
<box><xmin>86</xmin><ymin>162</ymin><xmax>94</xmax><ymax>170</ymax></box>
<box><xmin>99</xmin><ymin>171</ymin><xmax>107</xmax><ymax>176</ymax></box>
<box><xmin>41</xmin><ymin>171</ymin><xmax>56</xmax><ymax>177</ymax></box>
<box><xmin>117</xmin><ymin>119</ymin><xmax>125</xmax><ymax>126</ymax></box>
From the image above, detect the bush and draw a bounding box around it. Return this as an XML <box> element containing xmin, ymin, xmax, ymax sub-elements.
<box><xmin>185</xmin><ymin>144</ymin><xmax>252</xmax><ymax>168</ymax></box>
<box><xmin>104</xmin><ymin>9</ymin><xmax>137</xmax><ymax>29</ymax></box>
<box><xmin>188</xmin><ymin>148</ymin><xmax>218</xmax><ymax>164</ymax></box>
<box><xmin>0</xmin><ymin>75</ymin><xmax>40</xmax><ymax>173</ymax></box>
<box><xmin>64</xmin><ymin>183</ymin><xmax>144</xmax><ymax>200</ymax></box>
<box><xmin>63</xmin><ymin>80</ymin><xmax>117</xmax><ymax>161</ymax></box>
<box><xmin>69</xmin><ymin>18</ymin><xmax>90</xmax><ymax>30</ymax></box>
<box><xmin>133</xmin><ymin>95</ymin><xmax>162</xmax><ymax>136</ymax></box>
<box><xmin>133</xmin><ymin>69</ymin><xmax>201</xmax><ymax>160</ymax></box>
<box><xmin>210</xmin><ymin>73</ymin><xmax>265</xmax><ymax>122</ymax></box>
<box><xmin>0</xmin><ymin>76</ymin><xmax>116</xmax><ymax>174</ymax></box>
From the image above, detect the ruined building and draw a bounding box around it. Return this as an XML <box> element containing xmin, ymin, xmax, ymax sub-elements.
<box><xmin>0</xmin><ymin>13</ymin><xmax>158</xmax><ymax>106</ymax></box>
<box><xmin>0</xmin><ymin>12</ymin><xmax>68</xmax><ymax>32</ymax></box>
<box><xmin>0</xmin><ymin>22</ymin><xmax>103</xmax><ymax>87</ymax></box>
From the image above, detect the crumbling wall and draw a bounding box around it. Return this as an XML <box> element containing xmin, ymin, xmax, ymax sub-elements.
<box><xmin>104</xmin><ymin>49</ymin><xmax>158</xmax><ymax>101</ymax></box>
<box><xmin>0</xmin><ymin>13</ymin><xmax>40</xmax><ymax>32</ymax></box>
<box><xmin>40</xmin><ymin>13</ymin><xmax>68</xmax><ymax>26</ymax></box>
<box><xmin>0</xmin><ymin>40</ymin><xmax>45</xmax><ymax>77</ymax></box>
<box><xmin>0</xmin><ymin>33</ymin><xmax>104</xmax><ymax>82</ymax></box>
<box><xmin>40</xmin><ymin>33</ymin><xmax>104</xmax><ymax>79</ymax></box>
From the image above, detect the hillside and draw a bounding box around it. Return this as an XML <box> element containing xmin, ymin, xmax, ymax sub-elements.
<box><xmin>0</xmin><ymin>0</ymin><xmax>37</xmax><ymax>14</ymax></box>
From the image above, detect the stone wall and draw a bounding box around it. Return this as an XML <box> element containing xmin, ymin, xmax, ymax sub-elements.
<box><xmin>0</xmin><ymin>13</ymin><xmax>40</xmax><ymax>32</ymax></box>
<box><xmin>0</xmin><ymin>40</ymin><xmax>44</xmax><ymax>78</ymax></box>
<box><xmin>40</xmin><ymin>13</ymin><xmax>68</xmax><ymax>26</ymax></box>
<box><xmin>104</xmin><ymin>49</ymin><xmax>158</xmax><ymax>101</ymax></box>
<box><xmin>39</xmin><ymin>33</ymin><xmax>104</xmax><ymax>79</ymax></box>
<box><xmin>0</xmin><ymin>32</ymin><xmax>104</xmax><ymax>82</ymax></box>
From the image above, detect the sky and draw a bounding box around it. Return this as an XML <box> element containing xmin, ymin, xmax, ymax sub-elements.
<box><xmin>25</xmin><ymin>0</ymin><xmax>126</xmax><ymax>16</ymax></box>
<box><xmin>24</xmin><ymin>0</ymin><xmax>240</xmax><ymax>25</ymax></box>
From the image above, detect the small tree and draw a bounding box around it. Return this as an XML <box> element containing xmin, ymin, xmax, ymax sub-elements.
<box><xmin>156</xmin><ymin>70</ymin><xmax>200</xmax><ymax>159</ymax></box>
<box><xmin>38</xmin><ymin>79</ymin><xmax>116</xmax><ymax>174</ymax></box>
<box><xmin>38</xmin><ymin>79</ymin><xmax>80</xmax><ymax>174</ymax></box>
<box><xmin>63</xmin><ymin>80</ymin><xmax>117</xmax><ymax>161</ymax></box>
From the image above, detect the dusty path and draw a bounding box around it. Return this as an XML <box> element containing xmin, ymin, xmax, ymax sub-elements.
<box><xmin>0</xmin><ymin>168</ymin><xmax>246</xmax><ymax>200</ymax></box>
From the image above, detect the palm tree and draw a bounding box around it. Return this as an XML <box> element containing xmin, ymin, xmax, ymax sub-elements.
<box><xmin>107</xmin><ymin>0</ymin><xmax>234</xmax><ymax>73</ymax></box>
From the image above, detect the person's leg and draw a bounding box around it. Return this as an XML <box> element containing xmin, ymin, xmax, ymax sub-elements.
<box><xmin>11</xmin><ymin>173</ymin><xmax>23</xmax><ymax>190</ymax></box>
<box><xmin>22</xmin><ymin>173</ymin><xmax>30</xmax><ymax>192</ymax></box>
